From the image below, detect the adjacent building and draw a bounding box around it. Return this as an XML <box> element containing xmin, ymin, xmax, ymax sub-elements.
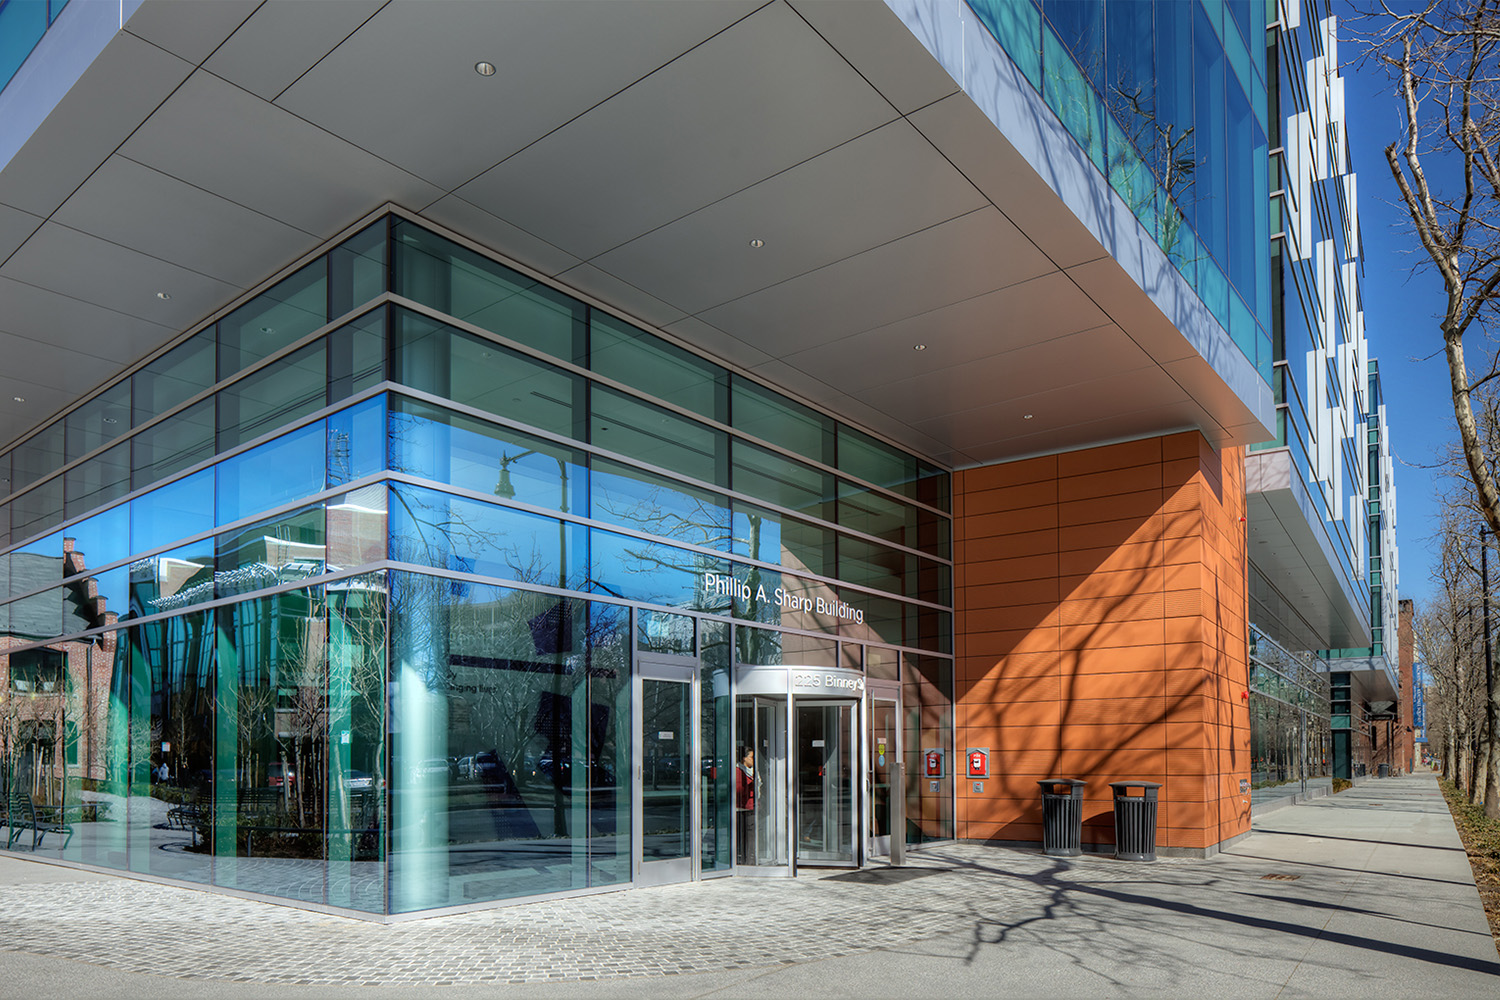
<box><xmin>0</xmin><ymin>0</ymin><xmax>1391</xmax><ymax>918</ymax></box>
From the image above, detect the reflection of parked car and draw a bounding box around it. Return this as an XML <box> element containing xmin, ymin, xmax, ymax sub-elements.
<box><xmin>413</xmin><ymin>758</ymin><xmax>451</xmax><ymax>782</ymax></box>
<box><xmin>344</xmin><ymin>769</ymin><xmax>373</xmax><ymax>791</ymax></box>
<box><xmin>267</xmin><ymin>761</ymin><xmax>295</xmax><ymax>788</ymax></box>
<box><xmin>471</xmin><ymin>751</ymin><xmax>515</xmax><ymax>794</ymax></box>
<box><xmin>457</xmin><ymin>756</ymin><xmax>474</xmax><ymax>780</ymax></box>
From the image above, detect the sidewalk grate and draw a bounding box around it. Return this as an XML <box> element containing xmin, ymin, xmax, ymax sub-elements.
<box><xmin>1261</xmin><ymin>873</ymin><xmax>1301</xmax><ymax>881</ymax></box>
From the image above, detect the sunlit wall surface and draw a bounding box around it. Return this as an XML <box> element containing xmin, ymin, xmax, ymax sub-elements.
<box><xmin>0</xmin><ymin>212</ymin><xmax>954</xmax><ymax>912</ymax></box>
<box><xmin>967</xmin><ymin>0</ymin><xmax>1272</xmax><ymax>379</ymax></box>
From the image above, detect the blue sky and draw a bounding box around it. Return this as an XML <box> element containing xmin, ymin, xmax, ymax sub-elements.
<box><xmin>1339</xmin><ymin>6</ymin><xmax>1457</xmax><ymax>608</ymax></box>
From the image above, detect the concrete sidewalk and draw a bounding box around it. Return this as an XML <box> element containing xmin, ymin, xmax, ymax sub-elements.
<box><xmin>1</xmin><ymin>772</ymin><xmax>1495</xmax><ymax>998</ymax></box>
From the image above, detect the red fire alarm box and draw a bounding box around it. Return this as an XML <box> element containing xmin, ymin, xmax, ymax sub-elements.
<box><xmin>966</xmin><ymin>748</ymin><xmax>990</xmax><ymax>779</ymax></box>
<box><xmin>924</xmin><ymin>749</ymin><xmax>944</xmax><ymax>777</ymax></box>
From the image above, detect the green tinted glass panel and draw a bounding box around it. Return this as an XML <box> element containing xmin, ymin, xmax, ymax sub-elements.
<box><xmin>591</xmin><ymin>386</ymin><xmax>725</xmax><ymax>487</ymax></box>
<box><xmin>391</xmin><ymin>308</ymin><xmax>582</xmax><ymax>439</ymax></box>
<box><xmin>591</xmin><ymin>313</ymin><xmax>727</xmax><ymax>423</ymax></box>
<box><xmin>730</xmin><ymin>375</ymin><xmax>834</xmax><ymax>466</ymax></box>
<box><xmin>391</xmin><ymin>220</ymin><xmax>585</xmax><ymax>362</ymax></box>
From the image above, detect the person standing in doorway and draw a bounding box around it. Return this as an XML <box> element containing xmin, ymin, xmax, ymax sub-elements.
<box><xmin>735</xmin><ymin>745</ymin><xmax>755</xmax><ymax>865</ymax></box>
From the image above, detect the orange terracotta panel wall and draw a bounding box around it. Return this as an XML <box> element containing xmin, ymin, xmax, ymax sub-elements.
<box><xmin>955</xmin><ymin>432</ymin><xmax>1251</xmax><ymax>852</ymax></box>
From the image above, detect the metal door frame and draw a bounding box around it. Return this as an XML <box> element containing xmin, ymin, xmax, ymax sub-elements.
<box><xmin>792</xmin><ymin>698</ymin><xmax>861</xmax><ymax>868</ymax></box>
<box><xmin>634</xmin><ymin>653</ymin><xmax>699</xmax><ymax>887</ymax></box>
<box><xmin>866</xmin><ymin>681</ymin><xmax>901</xmax><ymax>859</ymax></box>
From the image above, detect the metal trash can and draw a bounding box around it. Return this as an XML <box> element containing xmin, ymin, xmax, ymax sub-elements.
<box><xmin>1109</xmin><ymin>781</ymin><xmax>1161</xmax><ymax>861</ymax></box>
<box><xmin>1037</xmin><ymin>779</ymin><xmax>1086</xmax><ymax>857</ymax></box>
<box><xmin>1377</xmin><ymin>763</ymin><xmax>1390</xmax><ymax>778</ymax></box>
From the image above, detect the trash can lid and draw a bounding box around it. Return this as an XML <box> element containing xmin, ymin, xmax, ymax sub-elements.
<box><xmin>1036</xmin><ymin>778</ymin><xmax>1086</xmax><ymax>789</ymax></box>
<box><xmin>1108</xmin><ymin>781</ymin><xmax>1162</xmax><ymax>797</ymax></box>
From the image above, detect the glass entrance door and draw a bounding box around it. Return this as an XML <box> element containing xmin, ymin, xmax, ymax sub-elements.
<box><xmin>735</xmin><ymin>697</ymin><xmax>789</xmax><ymax>869</ymax></box>
<box><xmin>869</xmin><ymin>698</ymin><xmax>898</xmax><ymax>857</ymax></box>
<box><xmin>636</xmin><ymin>658</ymin><xmax>696</xmax><ymax>886</ymax></box>
<box><xmin>795</xmin><ymin>702</ymin><xmax>857</xmax><ymax>866</ymax></box>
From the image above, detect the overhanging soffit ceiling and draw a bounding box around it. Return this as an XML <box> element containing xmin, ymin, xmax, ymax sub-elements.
<box><xmin>1246</xmin><ymin>451</ymin><xmax>1370</xmax><ymax>650</ymax></box>
<box><xmin>0</xmin><ymin>0</ymin><xmax>1271</xmax><ymax>468</ymax></box>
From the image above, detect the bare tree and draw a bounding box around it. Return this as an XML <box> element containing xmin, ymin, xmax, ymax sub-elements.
<box><xmin>1368</xmin><ymin>0</ymin><xmax>1500</xmax><ymax>814</ymax></box>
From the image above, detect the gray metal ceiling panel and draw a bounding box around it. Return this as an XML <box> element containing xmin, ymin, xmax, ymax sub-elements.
<box><xmin>52</xmin><ymin>155</ymin><xmax>316</xmax><ymax>287</ymax></box>
<box><xmin>276</xmin><ymin>0</ymin><xmax>764</xmax><ymax>190</ymax></box>
<box><xmin>0</xmin><ymin>222</ymin><xmax>237</xmax><ymax>328</ymax></box>
<box><xmin>777</xmin><ymin>271</ymin><xmax>1114</xmax><ymax>392</ymax></box>
<box><xmin>123</xmin><ymin>0</ymin><xmax>260</xmax><ymax>64</ymax></box>
<box><xmin>203</xmin><ymin>0</ymin><xmax>386</xmax><ymax>101</ymax></box>
<box><xmin>912</xmin><ymin>366</ymin><xmax>1190</xmax><ymax>450</ymax></box>
<box><xmin>0</xmin><ymin>31</ymin><xmax>192</xmax><ymax>218</ymax></box>
<box><xmin>120</xmin><ymin>71</ymin><xmax>442</xmax><ymax>241</ymax></box>
<box><xmin>699</xmin><ymin>206</ymin><xmax>1053</xmax><ymax>353</ymax></box>
<box><xmin>420</xmin><ymin>196</ymin><xmax>582</xmax><ymax>279</ymax></box>
<box><xmin>590</xmin><ymin>119</ymin><xmax>985</xmax><ymax>315</ymax></box>
<box><xmin>907</xmin><ymin>90</ymin><xmax>1106</xmax><ymax>271</ymax></box>
<box><xmin>0</xmin><ymin>276</ymin><xmax>174</xmax><ymax>365</ymax></box>
<box><xmin>853</xmin><ymin>325</ymin><xmax>1155</xmax><ymax>424</ymax></box>
<box><xmin>0</xmin><ymin>204</ymin><xmax>43</xmax><ymax>264</ymax></box>
<box><xmin>554</xmin><ymin>263</ymin><xmax>687</xmax><ymax>332</ymax></box>
<box><xmin>787</xmin><ymin>0</ymin><xmax>960</xmax><ymax>115</ymax></box>
<box><xmin>456</xmin><ymin>2</ymin><xmax>898</xmax><ymax>261</ymax></box>
<box><xmin>661</xmin><ymin>315</ymin><xmax>776</xmax><ymax>372</ymax></box>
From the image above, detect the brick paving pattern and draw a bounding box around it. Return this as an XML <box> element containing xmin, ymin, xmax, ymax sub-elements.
<box><xmin>0</xmin><ymin>845</ymin><xmax>1194</xmax><ymax>986</ymax></box>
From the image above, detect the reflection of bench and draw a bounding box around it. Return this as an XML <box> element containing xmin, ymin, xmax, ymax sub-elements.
<box><xmin>4</xmin><ymin>791</ymin><xmax>74</xmax><ymax>850</ymax></box>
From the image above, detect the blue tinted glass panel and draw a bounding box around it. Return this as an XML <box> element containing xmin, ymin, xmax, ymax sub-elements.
<box><xmin>588</xmin><ymin>526</ymin><xmax>729</xmax><ymax>613</ymax></box>
<box><xmin>389</xmin><ymin>482</ymin><xmax>585</xmax><ymax>590</ymax></box>
<box><xmin>1043</xmin><ymin>0</ymin><xmax>1104</xmax><ymax>91</ymax></box>
<box><xmin>1042</xmin><ymin>30</ymin><xmax>1106</xmax><ymax>172</ymax></box>
<box><xmin>388</xmin><ymin>395</ymin><xmax>584</xmax><ymax>513</ymax></box>
<box><xmin>327</xmin><ymin>394</ymin><xmax>386</xmax><ymax>488</ymax></box>
<box><xmin>132</xmin><ymin>468</ymin><xmax>214</xmax><ymax>554</ymax></box>
<box><xmin>591</xmin><ymin>457</ymin><xmax>729</xmax><ymax>550</ymax></box>
<box><xmin>217</xmin><ymin>420</ymin><xmax>326</xmax><ymax>525</ymax></box>
<box><xmin>971</xmin><ymin>0</ymin><xmax>1040</xmax><ymax>87</ymax></box>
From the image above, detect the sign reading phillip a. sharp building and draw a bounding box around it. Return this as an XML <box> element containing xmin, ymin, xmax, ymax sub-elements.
<box><xmin>701</xmin><ymin>571</ymin><xmax>864</xmax><ymax>625</ymax></box>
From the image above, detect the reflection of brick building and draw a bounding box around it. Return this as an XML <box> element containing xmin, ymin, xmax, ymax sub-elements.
<box><xmin>2</xmin><ymin>538</ymin><xmax>119</xmax><ymax>801</ymax></box>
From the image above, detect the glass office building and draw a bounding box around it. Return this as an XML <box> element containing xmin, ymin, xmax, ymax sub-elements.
<box><xmin>0</xmin><ymin>212</ymin><xmax>955</xmax><ymax>914</ymax></box>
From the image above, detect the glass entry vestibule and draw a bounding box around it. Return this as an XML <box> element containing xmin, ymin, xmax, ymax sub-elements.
<box><xmin>733</xmin><ymin>665</ymin><xmax>889</xmax><ymax>874</ymax></box>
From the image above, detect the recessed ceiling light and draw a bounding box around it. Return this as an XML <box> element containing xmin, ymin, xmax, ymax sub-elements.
<box><xmin>260</xmin><ymin>326</ymin><xmax>275</xmax><ymax>334</ymax></box>
<box><xmin>1023</xmin><ymin>414</ymin><xmax>1034</xmax><ymax>419</ymax></box>
<box><xmin>475</xmin><ymin>61</ymin><xmax>496</xmax><ymax>76</ymax></box>
<box><xmin>156</xmin><ymin>291</ymin><xmax>171</xmax><ymax>300</ymax></box>
<box><xmin>12</xmin><ymin>396</ymin><xmax>24</xmax><ymax>403</ymax></box>
<box><xmin>749</xmin><ymin>239</ymin><xmax>764</xmax><ymax>248</ymax></box>
<box><xmin>103</xmin><ymin>417</ymin><xmax>117</xmax><ymax>425</ymax></box>
<box><xmin>913</xmin><ymin>344</ymin><xmax>926</xmax><ymax>351</ymax></box>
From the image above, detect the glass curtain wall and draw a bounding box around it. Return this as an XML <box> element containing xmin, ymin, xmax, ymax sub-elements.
<box><xmin>1248</xmin><ymin>626</ymin><xmax>1331</xmax><ymax>789</ymax></box>
<box><xmin>0</xmin><ymin>212</ymin><xmax>954</xmax><ymax>911</ymax></box>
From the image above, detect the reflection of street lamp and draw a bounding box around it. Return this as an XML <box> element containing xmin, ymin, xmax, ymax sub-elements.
<box><xmin>495</xmin><ymin>450</ymin><xmax>569</xmax><ymax>515</ymax></box>
<box><xmin>496</xmin><ymin>448</ymin><xmax>574</xmax><ymax>837</ymax></box>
